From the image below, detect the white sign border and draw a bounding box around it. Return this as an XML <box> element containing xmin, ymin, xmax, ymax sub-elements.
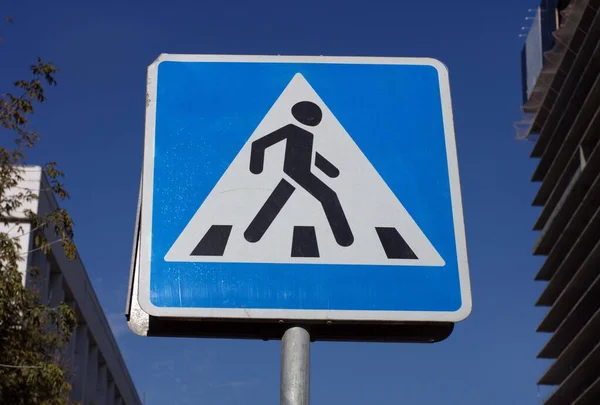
<box><xmin>138</xmin><ymin>54</ymin><xmax>472</xmax><ymax>323</ymax></box>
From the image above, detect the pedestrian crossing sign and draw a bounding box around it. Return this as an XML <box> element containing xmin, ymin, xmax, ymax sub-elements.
<box><xmin>137</xmin><ymin>54</ymin><xmax>471</xmax><ymax>325</ymax></box>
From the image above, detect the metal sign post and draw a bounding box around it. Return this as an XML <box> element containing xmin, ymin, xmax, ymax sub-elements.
<box><xmin>280</xmin><ymin>327</ymin><xmax>311</xmax><ymax>405</ymax></box>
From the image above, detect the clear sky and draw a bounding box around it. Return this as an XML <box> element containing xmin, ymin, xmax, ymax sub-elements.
<box><xmin>2</xmin><ymin>0</ymin><xmax>552</xmax><ymax>404</ymax></box>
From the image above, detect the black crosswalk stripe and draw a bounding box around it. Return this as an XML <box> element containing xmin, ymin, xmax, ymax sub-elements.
<box><xmin>375</xmin><ymin>227</ymin><xmax>418</xmax><ymax>259</ymax></box>
<box><xmin>191</xmin><ymin>225</ymin><xmax>232</xmax><ymax>256</ymax></box>
<box><xmin>291</xmin><ymin>226</ymin><xmax>320</xmax><ymax>258</ymax></box>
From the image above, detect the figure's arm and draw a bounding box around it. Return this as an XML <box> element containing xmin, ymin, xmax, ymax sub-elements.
<box><xmin>249</xmin><ymin>127</ymin><xmax>288</xmax><ymax>174</ymax></box>
<box><xmin>315</xmin><ymin>152</ymin><xmax>340</xmax><ymax>178</ymax></box>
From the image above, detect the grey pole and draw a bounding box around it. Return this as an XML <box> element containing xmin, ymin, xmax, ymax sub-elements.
<box><xmin>280</xmin><ymin>326</ymin><xmax>310</xmax><ymax>405</ymax></box>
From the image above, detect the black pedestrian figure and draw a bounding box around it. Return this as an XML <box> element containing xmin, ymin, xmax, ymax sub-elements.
<box><xmin>243</xmin><ymin>101</ymin><xmax>354</xmax><ymax>247</ymax></box>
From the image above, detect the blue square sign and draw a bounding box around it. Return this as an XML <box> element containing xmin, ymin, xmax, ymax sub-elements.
<box><xmin>137</xmin><ymin>54</ymin><xmax>471</xmax><ymax>324</ymax></box>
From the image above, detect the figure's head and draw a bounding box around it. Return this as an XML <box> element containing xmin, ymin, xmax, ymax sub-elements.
<box><xmin>291</xmin><ymin>101</ymin><xmax>322</xmax><ymax>126</ymax></box>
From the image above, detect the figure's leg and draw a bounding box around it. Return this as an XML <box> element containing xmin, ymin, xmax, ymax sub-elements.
<box><xmin>244</xmin><ymin>179</ymin><xmax>295</xmax><ymax>243</ymax></box>
<box><xmin>296</xmin><ymin>174</ymin><xmax>353</xmax><ymax>247</ymax></box>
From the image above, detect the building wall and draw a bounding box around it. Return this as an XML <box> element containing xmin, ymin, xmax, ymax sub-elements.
<box><xmin>520</xmin><ymin>0</ymin><xmax>600</xmax><ymax>404</ymax></box>
<box><xmin>5</xmin><ymin>166</ymin><xmax>142</xmax><ymax>405</ymax></box>
<box><xmin>519</xmin><ymin>0</ymin><xmax>566</xmax><ymax>105</ymax></box>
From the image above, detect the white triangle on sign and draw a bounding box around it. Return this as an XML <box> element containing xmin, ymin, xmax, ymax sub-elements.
<box><xmin>164</xmin><ymin>73</ymin><xmax>444</xmax><ymax>266</ymax></box>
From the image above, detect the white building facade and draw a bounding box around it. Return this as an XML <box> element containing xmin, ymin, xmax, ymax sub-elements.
<box><xmin>5</xmin><ymin>166</ymin><xmax>142</xmax><ymax>405</ymax></box>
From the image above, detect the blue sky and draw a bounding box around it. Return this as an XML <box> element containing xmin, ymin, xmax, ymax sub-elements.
<box><xmin>1</xmin><ymin>0</ymin><xmax>552</xmax><ymax>403</ymax></box>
